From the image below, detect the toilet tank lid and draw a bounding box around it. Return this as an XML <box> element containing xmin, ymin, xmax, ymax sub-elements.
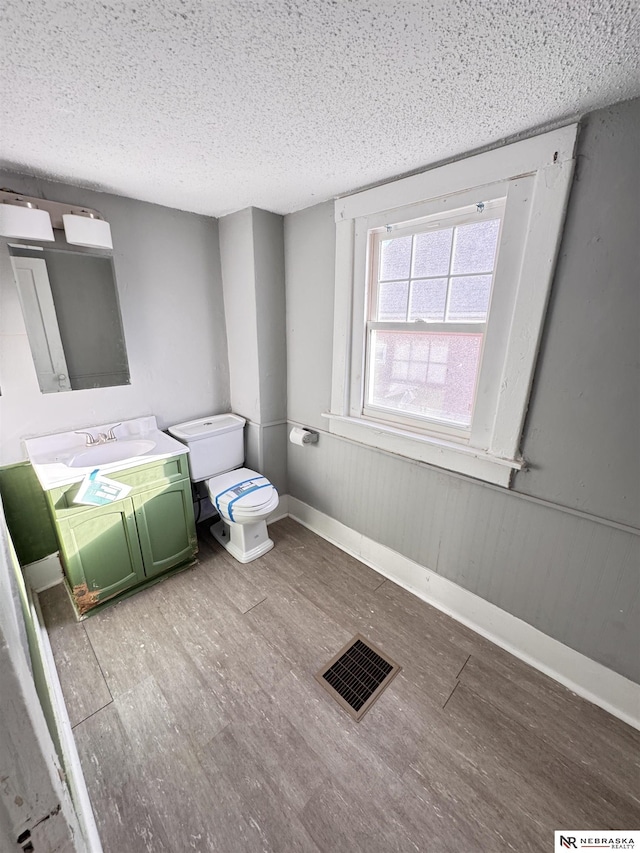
<box><xmin>167</xmin><ymin>413</ymin><xmax>246</xmax><ymax>442</ymax></box>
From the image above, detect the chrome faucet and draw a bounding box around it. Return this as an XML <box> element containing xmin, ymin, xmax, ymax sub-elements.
<box><xmin>75</xmin><ymin>423</ymin><xmax>122</xmax><ymax>446</ymax></box>
<box><xmin>75</xmin><ymin>430</ymin><xmax>101</xmax><ymax>447</ymax></box>
<box><xmin>104</xmin><ymin>423</ymin><xmax>122</xmax><ymax>442</ymax></box>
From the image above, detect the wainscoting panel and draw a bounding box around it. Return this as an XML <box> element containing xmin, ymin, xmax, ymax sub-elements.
<box><xmin>287</xmin><ymin>429</ymin><xmax>639</xmax><ymax>685</ymax></box>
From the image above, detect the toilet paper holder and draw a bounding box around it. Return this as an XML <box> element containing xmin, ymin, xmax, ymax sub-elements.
<box><xmin>289</xmin><ymin>426</ymin><xmax>319</xmax><ymax>446</ymax></box>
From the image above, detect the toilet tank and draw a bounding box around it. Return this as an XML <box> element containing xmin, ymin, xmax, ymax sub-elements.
<box><xmin>168</xmin><ymin>414</ymin><xmax>246</xmax><ymax>482</ymax></box>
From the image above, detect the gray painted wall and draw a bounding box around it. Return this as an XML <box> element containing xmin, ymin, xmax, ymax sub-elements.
<box><xmin>219</xmin><ymin>207</ymin><xmax>288</xmax><ymax>493</ymax></box>
<box><xmin>253</xmin><ymin>209</ymin><xmax>288</xmax><ymax>494</ymax></box>
<box><xmin>514</xmin><ymin>102</ymin><xmax>640</xmax><ymax>526</ymax></box>
<box><xmin>253</xmin><ymin>208</ymin><xmax>287</xmax><ymax>426</ymax></box>
<box><xmin>0</xmin><ymin>171</ymin><xmax>230</xmax><ymax>464</ymax></box>
<box><xmin>219</xmin><ymin>208</ymin><xmax>261</xmax><ymax>423</ymax></box>
<box><xmin>285</xmin><ymin>201</ymin><xmax>335</xmax><ymax>432</ymax></box>
<box><xmin>284</xmin><ymin>99</ymin><xmax>640</xmax><ymax>682</ymax></box>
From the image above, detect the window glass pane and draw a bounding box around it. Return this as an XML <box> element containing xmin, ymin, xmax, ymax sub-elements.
<box><xmin>395</xmin><ymin>337</ymin><xmax>411</xmax><ymax>360</ymax></box>
<box><xmin>380</xmin><ymin>235</ymin><xmax>411</xmax><ymax>280</ymax></box>
<box><xmin>408</xmin><ymin>360</ymin><xmax>427</xmax><ymax>382</ymax></box>
<box><xmin>377</xmin><ymin>281</ymin><xmax>409</xmax><ymax>320</ymax></box>
<box><xmin>408</xmin><ymin>278</ymin><xmax>447</xmax><ymax>321</ymax></box>
<box><xmin>427</xmin><ymin>363</ymin><xmax>447</xmax><ymax>384</ymax></box>
<box><xmin>368</xmin><ymin>331</ymin><xmax>482</xmax><ymax>427</ymax></box>
<box><xmin>392</xmin><ymin>360</ymin><xmax>409</xmax><ymax>380</ymax></box>
<box><xmin>412</xmin><ymin>228</ymin><xmax>453</xmax><ymax>277</ymax></box>
<box><xmin>447</xmin><ymin>274</ymin><xmax>492</xmax><ymax>321</ymax></box>
<box><xmin>451</xmin><ymin>219</ymin><xmax>500</xmax><ymax>275</ymax></box>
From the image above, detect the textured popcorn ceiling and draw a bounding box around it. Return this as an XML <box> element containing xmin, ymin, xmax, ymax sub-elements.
<box><xmin>1</xmin><ymin>1</ymin><xmax>639</xmax><ymax>217</ymax></box>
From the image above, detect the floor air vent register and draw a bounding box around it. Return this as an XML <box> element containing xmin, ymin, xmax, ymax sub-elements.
<box><xmin>315</xmin><ymin>634</ymin><xmax>401</xmax><ymax>721</ymax></box>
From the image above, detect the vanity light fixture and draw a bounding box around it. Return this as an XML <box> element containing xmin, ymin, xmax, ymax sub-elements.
<box><xmin>0</xmin><ymin>198</ymin><xmax>55</xmax><ymax>241</ymax></box>
<box><xmin>63</xmin><ymin>211</ymin><xmax>113</xmax><ymax>250</ymax></box>
<box><xmin>0</xmin><ymin>189</ymin><xmax>112</xmax><ymax>249</ymax></box>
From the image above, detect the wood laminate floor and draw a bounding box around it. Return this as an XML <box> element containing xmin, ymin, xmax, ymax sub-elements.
<box><xmin>40</xmin><ymin>518</ymin><xmax>640</xmax><ymax>853</ymax></box>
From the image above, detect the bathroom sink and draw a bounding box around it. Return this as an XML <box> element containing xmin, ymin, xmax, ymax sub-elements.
<box><xmin>69</xmin><ymin>439</ymin><xmax>156</xmax><ymax>468</ymax></box>
<box><xmin>24</xmin><ymin>416</ymin><xmax>190</xmax><ymax>491</ymax></box>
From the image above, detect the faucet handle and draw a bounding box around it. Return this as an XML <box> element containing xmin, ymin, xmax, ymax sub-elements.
<box><xmin>105</xmin><ymin>423</ymin><xmax>122</xmax><ymax>441</ymax></box>
<box><xmin>75</xmin><ymin>430</ymin><xmax>100</xmax><ymax>447</ymax></box>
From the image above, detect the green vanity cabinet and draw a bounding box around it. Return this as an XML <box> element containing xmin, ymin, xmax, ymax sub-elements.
<box><xmin>132</xmin><ymin>479</ymin><xmax>196</xmax><ymax>577</ymax></box>
<box><xmin>55</xmin><ymin>499</ymin><xmax>146</xmax><ymax>608</ymax></box>
<box><xmin>45</xmin><ymin>453</ymin><xmax>197</xmax><ymax>615</ymax></box>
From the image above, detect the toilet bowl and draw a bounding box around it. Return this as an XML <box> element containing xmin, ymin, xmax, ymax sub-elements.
<box><xmin>207</xmin><ymin>467</ymin><xmax>278</xmax><ymax>563</ymax></box>
<box><xmin>167</xmin><ymin>415</ymin><xmax>279</xmax><ymax>564</ymax></box>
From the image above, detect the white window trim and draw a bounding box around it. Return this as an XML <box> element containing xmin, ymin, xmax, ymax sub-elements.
<box><xmin>324</xmin><ymin>124</ymin><xmax>579</xmax><ymax>488</ymax></box>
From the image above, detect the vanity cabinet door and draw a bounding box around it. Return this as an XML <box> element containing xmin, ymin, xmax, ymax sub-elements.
<box><xmin>132</xmin><ymin>479</ymin><xmax>197</xmax><ymax>578</ymax></box>
<box><xmin>57</xmin><ymin>500</ymin><xmax>145</xmax><ymax>614</ymax></box>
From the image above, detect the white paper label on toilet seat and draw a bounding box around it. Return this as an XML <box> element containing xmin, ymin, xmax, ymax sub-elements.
<box><xmin>230</xmin><ymin>479</ymin><xmax>262</xmax><ymax>497</ymax></box>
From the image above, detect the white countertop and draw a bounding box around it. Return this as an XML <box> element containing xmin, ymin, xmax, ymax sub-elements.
<box><xmin>24</xmin><ymin>416</ymin><xmax>190</xmax><ymax>492</ymax></box>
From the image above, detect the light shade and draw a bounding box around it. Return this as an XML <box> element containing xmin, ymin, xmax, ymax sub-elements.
<box><xmin>0</xmin><ymin>203</ymin><xmax>55</xmax><ymax>241</ymax></box>
<box><xmin>63</xmin><ymin>213</ymin><xmax>113</xmax><ymax>250</ymax></box>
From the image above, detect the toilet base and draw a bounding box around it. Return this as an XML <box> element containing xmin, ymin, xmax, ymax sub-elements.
<box><xmin>210</xmin><ymin>518</ymin><xmax>274</xmax><ymax>564</ymax></box>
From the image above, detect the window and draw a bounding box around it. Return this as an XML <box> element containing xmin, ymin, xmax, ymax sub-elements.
<box><xmin>326</xmin><ymin>125</ymin><xmax>578</xmax><ymax>487</ymax></box>
<box><xmin>365</xmin><ymin>198</ymin><xmax>504</xmax><ymax>438</ymax></box>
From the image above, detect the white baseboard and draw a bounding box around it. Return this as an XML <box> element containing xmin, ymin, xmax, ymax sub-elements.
<box><xmin>288</xmin><ymin>496</ymin><xmax>640</xmax><ymax>730</ymax></box>
<box><xmin>24</xmin><ymin>552</ymin><xmax>63</xmax><ymax>592</ymax></box>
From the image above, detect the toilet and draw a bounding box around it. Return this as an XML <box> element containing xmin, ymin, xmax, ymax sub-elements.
<box><xmin>168</xmin><ymin>414</ymin><xmax>278</xmax><ymax>563</ymax></box>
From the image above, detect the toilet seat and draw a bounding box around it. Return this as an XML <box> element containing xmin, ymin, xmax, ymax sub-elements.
<box><xmin>208</xmin><ymin>467</ymin><xmax>278</xmax><ymax>522</ymax></box>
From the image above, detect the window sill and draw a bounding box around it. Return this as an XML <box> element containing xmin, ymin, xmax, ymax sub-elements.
<box><xmin>321</xmin><ymin>412</ymin><xmax>524</xmax><ymax>487</ymax></box>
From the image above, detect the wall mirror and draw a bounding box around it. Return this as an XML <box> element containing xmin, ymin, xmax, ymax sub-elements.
<box><xmin>9</xmin><ymin>243</ymin><xmax>130</xmax><ymax>393</ymax></box>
